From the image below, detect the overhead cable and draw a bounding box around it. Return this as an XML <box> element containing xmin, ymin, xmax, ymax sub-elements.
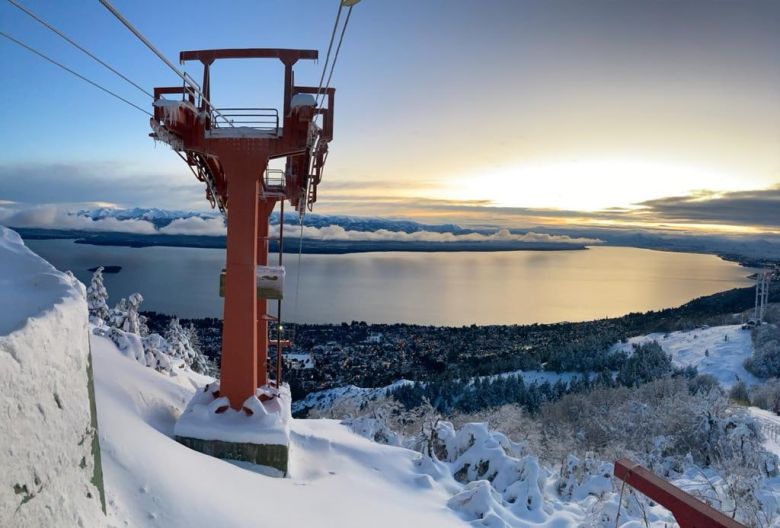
<box><xmin>6</xmin><ymin>0</ymin><xmax>154</xmax><ymax>99</ymax></box>
<box><xmin>97</xmin><ymin>0</ymin><xmax>233</xmax><ymax>126</ymax></box>
<box><xmin>0</xmin><ymin>30</ymin><xmax>151</xmax><ymax>116</ymax></box>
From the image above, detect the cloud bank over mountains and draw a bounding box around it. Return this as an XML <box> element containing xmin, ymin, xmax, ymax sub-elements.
<box><xmin>0</xmin><ymin>205</ymin><xmax>600</xmax><ymax>246</ymax></box>
<box><xmin>3</xmin><ymin>204</ymin><xmax>780</xmax><ymax>259</ymax></box>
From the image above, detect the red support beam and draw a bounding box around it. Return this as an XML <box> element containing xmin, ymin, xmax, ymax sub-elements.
<box><xmin>614</xmin><ymin>459</ymin><xmax>745</xmax><ymax>528</ymax></box>
<box><xmin>179</xmin><ymin>48</ymin><xmax>317</xmax><ymax>65</ymax></box>
<box><xmin>217</xmin><ymin>154</ymin><xmax>263</xmax><ymax>408</ymax></box>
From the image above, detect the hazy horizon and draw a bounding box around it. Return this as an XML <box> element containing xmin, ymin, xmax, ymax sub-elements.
<box><xmin>1</xmin><ymin>0</ymin><xmax>778</xmax><ymax>235</ymax></box>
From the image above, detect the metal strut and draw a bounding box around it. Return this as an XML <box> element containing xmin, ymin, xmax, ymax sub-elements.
<box><xmin>614</xmin><ymin>459</ymin><xmax>745</xmax><ymax>527</ymax></box>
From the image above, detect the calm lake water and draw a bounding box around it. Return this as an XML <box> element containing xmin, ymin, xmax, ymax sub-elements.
<box><xmin>25</xmin><ymin>239</ymin><xmax>756</xmax><ymax>325</ymax></box>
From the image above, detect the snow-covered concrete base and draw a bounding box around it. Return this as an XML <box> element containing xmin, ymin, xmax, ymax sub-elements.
<box><xmin>0</xmin><ymin>227</ymin><xmax>107</xmax><ymax>527</ymax></box>
<box><xmin>174</xmin><ymin>381</ymin><xmax>292</xmax><ymax>474</ymax></box>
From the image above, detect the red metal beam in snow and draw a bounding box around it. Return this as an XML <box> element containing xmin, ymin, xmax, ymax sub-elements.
<box><xmin>614</xmin><ymin>459</ymin><xmax>745</xmax><ymax>528</ymax></box>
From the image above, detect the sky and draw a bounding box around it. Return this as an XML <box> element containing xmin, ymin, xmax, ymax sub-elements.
<box><xmin>0</xmin><ymin>0</ymin><xmax>778</xmax><ymax>234</ymax></box>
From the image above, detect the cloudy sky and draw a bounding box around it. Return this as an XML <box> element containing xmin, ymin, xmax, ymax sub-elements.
<box><xmin>0</xmin><ymin>0</ymin><xmax>778</xmax><ymax>233</ymax></box>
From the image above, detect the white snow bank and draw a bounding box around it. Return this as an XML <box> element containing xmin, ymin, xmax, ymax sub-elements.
<box><xmin>174</xmin><ymin>381</ymin><xmax>291</xmax><ymax>446</ymax></box>
<box><xmin>91</xmin><ymin>333</ymin><xmax>466</xmax><ymax>527</ymax></box>
<box><xmin>0</xmin><ymin>227</ymin><xmax>75</xmax><ymax>335</ymax></box>
<box><xmin>611</xmin><ymin>324</ymin><xmax>758</xmax><ymax>388</ymax></box>
<box><xmin>0</xmin><ymin>226</ymin><xmax>107</xmax><ymax>527</ymax></box>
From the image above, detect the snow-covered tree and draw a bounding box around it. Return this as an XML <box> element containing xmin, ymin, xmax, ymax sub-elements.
<box><xmin>163</xmin><ymin>318</ymin><xmax>211</xmax><ymax>374</ymax></box>
<box><xmin>86</xmin><ymin>267</ymin><xmax>110</xmax><ymax>324</ymax></box>
<box><xmin>106</xmin><ymin>293</ymin><xmax>146</xmax><ymax>335</ymax></box>
<box><xmin>125</xmin><ymin>293</ymin><xmax>144</xmax><ymax>334</ymax></box>
<box><xmin>165</xmin><ymin>317</ymin><xmax>194</xmax><ymax>363</ymax></box>
<box><xmin>107</xmin><ymin>297</ymin><xmax>129</xmax><ymax>330</ymax></box>
<box><xmin>141</xmin><ymin>333</ymin><xmax>175</xmax><ymax>373</ymax></box>
<box><xmin>616</xmin><ymin>341</ymin><xmax>672</xmax><ymax>387</ymax></box>
<box><xmin>183</xmin><ymin>323</ymin><xmax>213</xmax><ymax>375</ymax></box>
<box><xmin>745</xmin><ymin>324</ymin><xmax>780</xmax><ymax>378</ymax></box>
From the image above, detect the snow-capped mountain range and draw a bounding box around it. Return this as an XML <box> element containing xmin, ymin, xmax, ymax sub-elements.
<box><xmin>76</xmin><ymin>207</ymin><xmax>475</xmax><ymax>234</ymax></box>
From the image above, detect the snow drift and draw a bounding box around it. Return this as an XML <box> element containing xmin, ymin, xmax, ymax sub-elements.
<box><xmin>0</xmin><ymin>226</ymin><xmax>106</xmax><ymax>527</ymax></box>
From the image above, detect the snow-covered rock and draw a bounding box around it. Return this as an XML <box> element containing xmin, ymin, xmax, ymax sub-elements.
<box><xmin>0</xmin><ymin>227</ymin><xmax>107</xmax><ymax>527</ymax></box>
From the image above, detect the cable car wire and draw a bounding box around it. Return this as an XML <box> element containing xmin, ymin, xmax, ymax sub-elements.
<box><xmin>0</xmin><ymin>30</ymin><xmax>152</xmax><ymax>116</ymax></box>
<box><xmin>314</xmin><ymin>1</ymin><xmax>343</xmax><ymax>105</ymax></box>
<box><xmin>317</xmin><ymin>3</ymin><xmax>353</xmax><ymax>109</ymax></box>
<box><xmin>5</xmin><ymin>0</ymin><xmax>154</xmax><ymax>99</ymax></box>
<box><xmin>97</xmin><ymin>0</ymin><xmax>234</xmax><ymax>127</ymax></box>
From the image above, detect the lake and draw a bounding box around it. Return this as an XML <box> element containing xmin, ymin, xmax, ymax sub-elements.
<box><xmin>25</xmin><ymin>239</ymin><xmax>757</xmax><ymax>326</ymax></box>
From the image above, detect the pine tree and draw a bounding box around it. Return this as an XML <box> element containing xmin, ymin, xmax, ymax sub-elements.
<box><xmin>165</xmin><ymin>317</ymin><xmax>194</xmax><ymax>363</ymax></box>
<box><xmin>86</xmin><ymin>266</ymin><xmax>110</xmax><ymax>324</ymax></box>
<box><xmin>125</xmin><ymin>293</ymin><xmax>144</xmax><ymax>334</ymax></box>
<box><xmin>108</xmin><ymin>297</ymin><xmax>129</xmax><ymax>330</ymax></box>
<box><xmin>184</xmin><ymin>322</ymin><xmax>212</xmax><ymax>375</ymax></box>
<box><xmin>164</xmin><ymin>318</ymin><xmax>212</xmax><ymax>374</ymax></box>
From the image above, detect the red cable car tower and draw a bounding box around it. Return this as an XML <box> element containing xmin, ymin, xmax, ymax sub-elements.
<box><xmin>150</xmin><ymin>49</ymin><xmax>334</xmax><ymax>409</ymax></box>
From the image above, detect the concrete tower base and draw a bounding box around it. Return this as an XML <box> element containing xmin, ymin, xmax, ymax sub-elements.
<box><xmin>175</xmin><ymin>436</ymin><xmax>288</xmax><ymax>476</ymax></box>
<box><xmin>174</xmin><ymin>382</ymin><xmax>292</xmax><ymax>478</ymax></box>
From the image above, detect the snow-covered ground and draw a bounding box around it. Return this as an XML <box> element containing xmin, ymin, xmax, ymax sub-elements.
<box><xmin>93</xmin><ymin>333</ymin><xmax>686</xmax><ymax>527</ymax></box>
<box><xmin>611</xmin><ymin>324</ymin><xmax>758</xmax><ymax>388</ymax></box>
<box><xmin>92</xmin><ymin>334</ymin><xmax>465</xmax><ymax>527</ymax></box>
<box><xmin>95</xmin><ymin>328</ymin><xmax>780</xmax><ymax>527</ymax></box>
<box><xmin>96</xmin><ymin>326</ymin><xmax>780</xmax><ymax>526</ymax></box>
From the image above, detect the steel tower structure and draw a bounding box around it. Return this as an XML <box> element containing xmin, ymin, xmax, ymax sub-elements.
<box><xmin>150</xmin><ymin>49</ymin><xmax>335</xmax><ymax>409</ymax></box>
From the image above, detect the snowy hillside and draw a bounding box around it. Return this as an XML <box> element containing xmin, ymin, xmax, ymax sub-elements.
<box><xmin>92</xmin><ymin>334</ymin><xmax>464</xmax><ymax>527</ymax></box>
<box><xmin>293</xmin><ymin>370</ymin><xmax>583</xmax><ymax>416</ymax></box>
<box><xmin>93</xmin><ymin>330</ymin><xmax>780</xmax><ymax>527</ymax></box>
<box><xmin>91</xmin><ymin>334</ymin><xmax>672</xmax><ymax>527</ymax></box>
<box><xmin>297</xmin><ymin>324</ymin><xmax>757</xmax><ymax>417</ymax></box>
<box><xmin>611</xmin><ymin>324</ymin><xmax>758</xmax><ymax>388</ymax></box>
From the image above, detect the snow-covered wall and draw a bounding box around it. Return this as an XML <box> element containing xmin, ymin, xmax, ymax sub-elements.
<box><xmin>0</xmin><ymin>227</ymin><xmax>106</xmax><ymax>526</ymax></box>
